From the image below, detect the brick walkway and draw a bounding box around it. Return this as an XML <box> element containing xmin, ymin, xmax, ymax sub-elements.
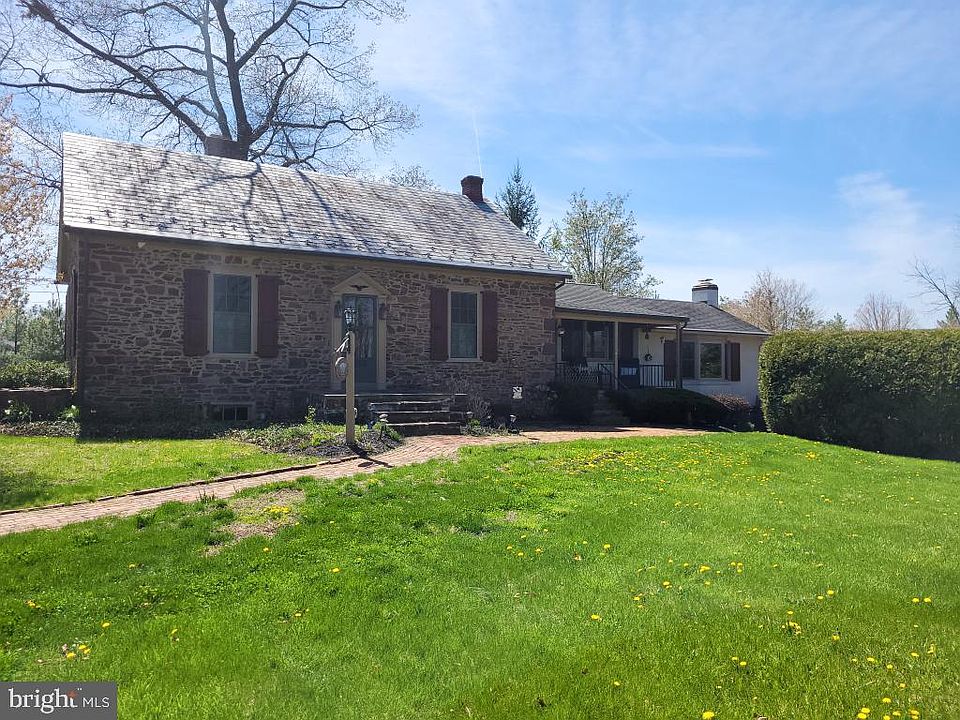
<box><xmin>0</xmin><ymin>426</ymin><xmax>700</xmax><ymax>536</ymax></box>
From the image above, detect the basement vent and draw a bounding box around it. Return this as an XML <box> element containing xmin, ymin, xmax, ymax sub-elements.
<box><xmin>209</xmin><ymin>404</ymin><xmax>252</xmax><ymax>422</ymax></box>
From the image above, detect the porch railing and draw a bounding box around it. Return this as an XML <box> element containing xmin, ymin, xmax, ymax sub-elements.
<box><xmin>618</xmin><ymin>363</ymin><xmax>675</xmax><ymax>389</ymax></box>
<box><xmin>555</xmin><ymin>362</ymin><xmax>675</xmax><ymax>390</ymax></box>
<box><xmin>555</xmin><ymin>362</ymin><xmax>618</xmax><ymax>390</ymax></box>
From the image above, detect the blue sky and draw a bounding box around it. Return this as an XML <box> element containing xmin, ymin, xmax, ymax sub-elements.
<box><xmin>358</xmin><ymin>0</ymin><xmax>960</xmax><ymax>324</ymax></box>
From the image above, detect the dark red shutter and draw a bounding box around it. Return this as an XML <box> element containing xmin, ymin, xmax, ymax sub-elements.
<box><xmin>481</xmin><ymin>291</ymin><xmax>498</xmax><ymax>362</ymax></box>
<box><xmin>257</xmin><ymin>275</ymin><xmax>280</xmax><ymax>358</ymax></box>
<box><xmin>429</xmin><ymin>287</ymin><xmax>448</xmax><ymax>360</ymax></box>
<box><xmin>663</xmin><ymin>339</ymin><xmax>676</xmax><ymax>381</ymax></box>
<box><xmin>728</xmin><ymin>342</ymin><xmax>741</xmax><ymax>381</ymax></box>
<box><xmin>183</xmin><ymin>269</ymin><xmax>209</xmax><ymax>356</ymax></box>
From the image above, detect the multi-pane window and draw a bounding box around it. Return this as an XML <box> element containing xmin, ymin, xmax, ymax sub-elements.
<box><xmin>699</xmin><ymin>342</ymin><xmax>722</xmax><ymax>379</ymax></box>
<box><xmin>212</xmin><ymin>274</ymin><xmax>252</xmax><ymax>353</ymax></box>
<box><xmin>450</xmin><ymin>291</ymin><xmax>478</xmax><ymax>359</ymax></box>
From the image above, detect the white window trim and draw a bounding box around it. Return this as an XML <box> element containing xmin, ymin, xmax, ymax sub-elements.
<box><xmin>447</xmin><ymin>287</ymin><xmax>482</xmax><ymax>362</ymax></box>
<box><xmin>697</xmin><ymin>341</ymin><xmax>724</xmax><ymax>380</ymax></box>
<box><xmin>208</xmin><ymin>271</ymin><xmax>259</xmax><ymax>357</ymax></box>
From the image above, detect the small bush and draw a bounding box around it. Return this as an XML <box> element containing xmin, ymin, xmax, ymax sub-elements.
<box><xmin>759</xmin><ymin>329</ymin><xmax>960</xmax><ymax>459</ymax></box>
<box><xmin>0</xmin><ymin>360</ymin><xmax>70</xmax><ymax>389</ymax></box>
<box><xmin>548</xmin><ymin>382</ymin><xmax>596</xmax><ymax>424</ymax></box>
<box><xmin>517</xmin><ymin>383</ymin><xmax>556</xmax><ymax>421</ymax></box>
<box><xmin>2</xmin><ymin>400</ymin><xmax>33</xmax><ymax>423</ymax></box>
<box><xmin>612</xmin><ymin>388</ymin><xmax>726</xmax><ymax>427</ymax></box>
<box><xmin>711</xmin><ymin>393</ymin><xmax>754</xmax><ymax>430</ymax></box>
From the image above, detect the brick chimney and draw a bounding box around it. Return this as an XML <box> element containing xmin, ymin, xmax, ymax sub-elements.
<box><xmin>203</xmin><ymin>135</ymin><xmax>245</xmax><ymax>160</ymax></box>
<box><xmin>692</xmin><ymin>279</ymin><xmax>719</xmax><ymax>307</ymax></box>
<box><xmin>461</xmin><ymin>175</ymin><xmax>484</xmax><ymax>203</ymax></box>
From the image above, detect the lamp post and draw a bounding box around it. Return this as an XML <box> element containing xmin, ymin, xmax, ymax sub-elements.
<box><xmin>343</xmin><ymin>306</ymin><xmax>357</xmax><ymax>446</ymax></box>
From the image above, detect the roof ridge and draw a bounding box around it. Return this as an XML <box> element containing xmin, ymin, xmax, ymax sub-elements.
<box><xmin>61</xmin><ymin>132</ymin><xmax>472</xmax><ymax>201</ymax></box>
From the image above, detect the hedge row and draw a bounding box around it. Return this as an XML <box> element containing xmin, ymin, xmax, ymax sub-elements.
<box><xmin>0</xmin><ymin>360</ymin><xmax>71</xmax><ymax>389</ymax></box>
<box><xmin>759</xmin><ymin>330</ymin><xmax>960</xmax><ymax>459</ymax></box>
<box><xmin>611</xmin><ymin>388</ymin><xmax>742</xmax><ymax>427</ymax></box>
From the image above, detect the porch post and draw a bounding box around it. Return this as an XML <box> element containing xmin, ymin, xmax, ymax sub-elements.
<box><xmin>613</xmin><ymin>320</ymin><xmax>619</xmax><ymax>388</ymax></box>
<box><xmin>675</xmin><ymin>323</ymin><xmax>683</xmax><ymax>389</ymax></box>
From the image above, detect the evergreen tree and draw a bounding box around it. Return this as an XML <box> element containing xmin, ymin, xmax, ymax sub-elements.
<box><xmin>496</xmin><ymin>162</ymin><xmax>541</xmax><ymax>240</ymax></box>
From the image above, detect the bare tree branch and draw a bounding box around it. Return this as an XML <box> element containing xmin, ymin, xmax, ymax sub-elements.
<box><xmin>0</xmin><ymin>0</ymin><xmax>416</xmax><ymax>172</ymax></box>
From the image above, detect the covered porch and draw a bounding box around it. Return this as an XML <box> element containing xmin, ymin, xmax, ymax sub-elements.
<box><xmin>555</xmin><ymin>314</ymin><xmax>687</xmax><ymax>390</ymax></box>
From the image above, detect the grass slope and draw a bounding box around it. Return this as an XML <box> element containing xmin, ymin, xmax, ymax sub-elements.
<box><xmin>0</xmin><ymin>436</ymin><xmax>300</xmax><ymax>510</ymax></box>
<box><xmin>0</xmin><ymin>433</ymin><xmax>957</xmax><ymax>719</ymax></box>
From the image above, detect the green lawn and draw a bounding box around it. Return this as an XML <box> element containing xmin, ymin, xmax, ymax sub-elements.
<box><xmin>0</xmin><ymin>436</ymin><xmax>302</xmax><ymax>510</ymax></box>
<box><xmin>1</xmin><ymin>433</ymin><xmax>957</xmax><ymax>719</ymax></box>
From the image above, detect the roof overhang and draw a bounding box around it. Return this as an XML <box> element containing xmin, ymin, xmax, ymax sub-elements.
<box><xmin>61</xmin><ymin>222</ymin><xmax>573</xmax><ymax>280</ymax></box>
<box><xmin>555</xmin><ymin>307</ymin><xmax>688</xmax><ymax>325</ymax></box>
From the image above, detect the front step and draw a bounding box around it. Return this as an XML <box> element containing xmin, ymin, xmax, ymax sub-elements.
<box><xmin>389</xmin><ymin>421</ymin><xmax>462</xmax><ymax>436</ymax></box>
<box><xmin>372</xmin><ymin>409</ymin><xmax>467</xmax><ymax>424</ymax></box>
<box><xmin>591</xmin><ymin>391</ymin><xmax>630</xmax><ymax>426</ymax></box>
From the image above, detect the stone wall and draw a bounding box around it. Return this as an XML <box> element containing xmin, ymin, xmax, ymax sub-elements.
<box><xmin>0</xmin><ymin>388</ymin><xmax>75</xmax><ymax>419</ymax></box>
<box><xmin>72</xmin><ymin>232</ymin><xmax>558</xmax><ymax>420</ymax></box>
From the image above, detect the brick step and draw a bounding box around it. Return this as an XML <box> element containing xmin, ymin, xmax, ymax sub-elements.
<box><xmin>390</xmin><ymin>421</ymin><xmax>462</xmax><ymax>436</ymax></box>
<box><xmin>374</xmin><ymin>410</ymin><xmax>467</xmax><ymax>423</ymax></box>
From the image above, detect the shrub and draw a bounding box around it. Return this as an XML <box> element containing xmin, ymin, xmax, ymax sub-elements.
<box><xmin>759</xmin><ymin>330</ymin><xmax>960</xmax><ymax>459</ymax></box>
<box><xmin>711</xmin><ymin>393</ymin><xmax>754</xmax><ymax>430</ymax></box>
<box><xmin>611</xmin><ymin>388</ymin><xmax>726</xmax><ymax>427</ymax></box>
<box><xmin>0</xmin><ymin>360</ymin><xmax>70</xmax><ymax>389</ymax></box>
<box><xmin>2</xmin><ymin>400</ymin><xmax>32</xmax><ymax>423</ymax></box>
<box><xmin>548</xmin><ymin>382</ymin><xmax>596</xmax><ymax>424</ymax></box>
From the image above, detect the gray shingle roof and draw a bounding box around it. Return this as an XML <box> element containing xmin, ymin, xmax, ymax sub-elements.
<box><xmin>60</xmin><ymin>133</ymin><xmax>568</xmax><ymax>277</ymax></box>
<box><xmin>556</xmin><ymin>283</ymin><xmax>768</xmax><ymax>335</ymax></box>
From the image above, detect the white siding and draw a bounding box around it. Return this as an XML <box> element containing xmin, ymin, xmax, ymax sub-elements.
<box><xmin>648</xmin><ymin>331</ymin><xmax>765</xmax><ymax>404</ymax></box>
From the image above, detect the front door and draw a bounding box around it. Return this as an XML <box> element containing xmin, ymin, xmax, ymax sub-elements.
<box><xmin>342</xmin><ymin>294</ymin><xmax>378</xmax><ymax>386</ymax></box>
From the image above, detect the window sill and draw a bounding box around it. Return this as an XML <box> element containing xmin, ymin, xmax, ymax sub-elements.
<box><xmin>447</xmin><ymin>357</ymin><xmax>482</xmax><ymax>363</ymax></box>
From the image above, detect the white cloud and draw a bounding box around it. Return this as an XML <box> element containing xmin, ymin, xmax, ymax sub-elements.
<box><xmin>366</xmin><ymin>0</ymin><xmax>960</xmax><ymax>118</ymax></box>
<box><xmin>639</xmin><ymin>173</ymin><xmax>958</xmax><ymax>324</ymax></box>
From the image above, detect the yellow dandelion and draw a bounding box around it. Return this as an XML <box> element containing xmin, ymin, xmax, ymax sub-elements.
<box><xmin>912</xmin><ymin>597</ymin><xmax>920</xmax><ymax>604</ymax></box>
<box><xmin>590</xmin><ymin>614</ymin><xmax>602</xmax><ymax>621</ymax></box>
<box><xmin>832</xmin><ymin>634</ymin><xmax>841</xmax><ymax>642</ymax></box>
<box><xmin>867</xmin><ymin>656</ymin><xmax>877</xmax><ymax>663</ymax></box>
<box><xmin>826</xmin><ymin>589</ymin><xmax>835</xmax><ymax>596</ymax></box>
<box><xmin>603</xmin><ymin>544</ymin><xmax>611</xmax><ymax>550</ymax></box>
<box><xmin>330</xmin><ymin>567</ymin><xmax>341</xmax><ymax>573</ymax></box>
<box><xmin>922</xmin><ymin>597</ymin><xmax>931</xmax><ymax>603</ymax></box>
<box><xmin>65</xmin><ymin>651</ymin><xmax>76</xmax><ymax>660</ymax></box>
<box><xmin>263</xmin><ymin>547</ymin><xmax>270</xmax><ymax>553</ymax></box>
<box><xmin>702</xmin><ymin>712</ymin><xmax>716</xmax><ymax>720</ymax></box>
<box><xmin>101</xmin><ymin>622</ymin><xmax>111</xmax><ymax>629</ymax></box>
<box><xmin>882</xmin><ymin>698</ymin><xmax>892</xmax><ymax>704</ymax></box>
<box><xmin>612</xmin><ymin>680</ymin><xmax>621</xmax><ymax>687</ymax></box>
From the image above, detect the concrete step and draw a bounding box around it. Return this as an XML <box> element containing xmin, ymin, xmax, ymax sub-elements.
<box><xmin>390</xmin><ymin>421</ymin><xmax>462</xmax><ymax>436</ymax></box>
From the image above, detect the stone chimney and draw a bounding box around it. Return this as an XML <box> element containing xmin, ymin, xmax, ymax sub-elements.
<box><xmin>203</xmin><ymin>135</ymin><xmax>245</xmax><ymax>160</ymax></box>
<box><xmin>692</xmin><ymin>279</ymin><xmax>719</xmax><ymax>307</ymax></box>
<box><xmin>461</xmin><ymin>175</ymin><xmax>484</xmax><ymax>203</ymax></box>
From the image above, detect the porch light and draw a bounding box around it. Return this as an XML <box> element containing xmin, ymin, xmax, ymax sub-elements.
<box><xmin>343</xmin><ymin>306</ymin><xmax>357</xmax><ymax>331</ymax></box>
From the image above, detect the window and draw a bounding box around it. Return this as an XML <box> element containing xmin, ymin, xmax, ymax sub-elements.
<box><xmin>450</xmin><ymin>291</ymin><xmax>478</xmax><ymax>359</ymax></box>
<box><xmin>699</xmin><ymin>342</ymin><xmax>722</xmax><ymax>379</ymax></box>
<box><xmin>681</xmin><ymin>341</ymin><xmax>696</xmax><ymax>379</ymax></box>
<box><xmin>210</xmin><ymin>404</ymin><xmax>250</xmax><ymax>422</ymax></box>
<box><xmin>212</xmin><ymin>274</ymin><xmax>252</xmax><ymax>354</ymax></box>
<box><xmin>585</xmin><ymin>322</ymin><xmax>610</xmax><ymax>359</ymax></box>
